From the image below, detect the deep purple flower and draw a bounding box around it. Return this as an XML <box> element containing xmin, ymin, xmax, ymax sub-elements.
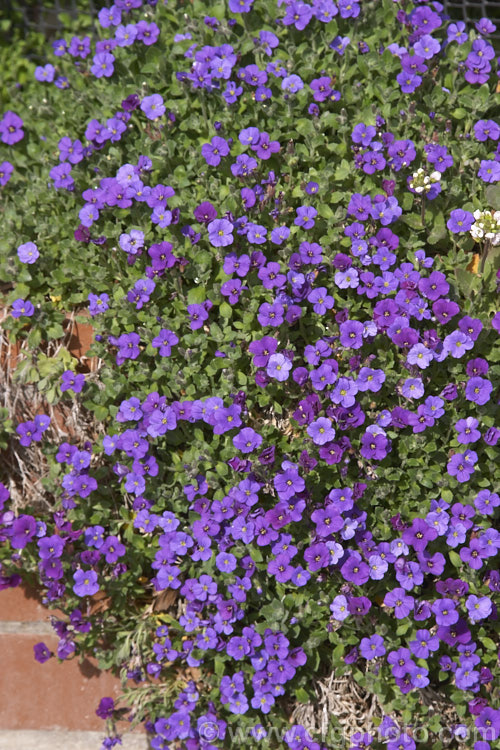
<box><xmin>96</xmin><ymin>697</ymin><xmax>115</xmax><ymax>720</ymax></box>
<box><xmin>33</xmin><ymin>642</ymin><xmax>52</xmax><ymax>664</ymax></box>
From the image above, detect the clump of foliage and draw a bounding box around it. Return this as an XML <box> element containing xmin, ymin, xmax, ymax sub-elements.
<box><xmin>1</xmin><ymin>1</ymin><xmax>500</xmax><ymax>749</ymax></box>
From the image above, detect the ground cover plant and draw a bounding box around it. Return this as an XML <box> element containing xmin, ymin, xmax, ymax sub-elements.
<box><xmin>0</xmin><ymin>0</ymin><xmax>500</xmax><ymax>748</ymax></box>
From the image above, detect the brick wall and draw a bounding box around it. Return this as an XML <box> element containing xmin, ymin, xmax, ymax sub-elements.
<box><xmin>0</xmin><ymin>584</ymin><xmax>148</xmax><ymax>749</ymax></box>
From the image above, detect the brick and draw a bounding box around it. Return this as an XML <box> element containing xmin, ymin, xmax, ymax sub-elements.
<box><xmin>0</xmin><ymin>633</ymin><xmax>125</xmax><ymax>731</ymax></box>
<box><xmin>0</xmin><ymin>730</ymin><xmax>149</xmax><ymax>750</ymax></box>
<box><xmin>0</xmin><ymin>584</ymin><xmax>64</xmax><ymax>622</ymax></box>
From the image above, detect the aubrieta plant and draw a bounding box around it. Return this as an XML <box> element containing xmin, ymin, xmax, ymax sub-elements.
<box><xmin>0</xmin><ymin>0</ymin><xmax>499</xmax><ymax>748</ymax></box>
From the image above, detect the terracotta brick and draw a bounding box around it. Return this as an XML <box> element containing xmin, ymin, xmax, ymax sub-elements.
<box><xmin>0</xmin><ymin>584</ymin><xmax>64</xmax><ymax>622</ymax></box>
<box><xmin>0</xmin><ymin>633</ymin><xmax>124</xmax><ymax>731</ymax></box>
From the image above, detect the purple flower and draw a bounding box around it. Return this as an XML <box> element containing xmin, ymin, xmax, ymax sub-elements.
<box><xmin>233</xmin><ymin>427</ymin><xmax>262</xmax><ymax>453</ymax></box>
<box><xmin>304</xmin><ymin>542</ymin><xmax>330</xmax><ymax>571</ymax></box>
<box><xmin>61</xmin><ymin>370</ymin><xmax>85</xmax><ymax>393</ymax></box>
<box><xmin>91</xmin><ymin>52</ymin><xmax>115</xmax><ymax>78</ymax></box>
<box><xmin>49</xmin><ymin>162</ymin><xmax>74</xmax><ymax>190</ymax></box>
<box><xmin>201</xmin><ymin>136</ymin><xmax>230</xmax><ymax>166</ymax></box>
<box><xmin>360</xmin><ymin>634</ymin><xmax>385</xmax><ymax>660</ymax></box>
<box><xmin>52</xmin><ymin>39</ymin><xmax>67</xmax><ymax>56</ymax></box>
<box><xmin>96</xmin><ymin>697</ymin><xmax>115</xmax><ymax>720</ymax></box>
<box><xmin>10</xmin><ymin>515</ymin><xmax>37</xmax><ymax>548</ymax></box>
<box><xmin>257</xmin><ymin>302</ymin><xmax>284</xmax><ymax>327</ymax></box>
<box><xmin>122</xmin><ymin>93</ymin><xmax>140</xmax><ymax>112</ymax></box>
<box><xmin>409</xmin><ymin>629</ymin><xmax>439</xmax><ymax>659</ymax></box>
<box><xmin>465</xmin><ymin>377</ymin><xmax>493</xmax><ymax>406</ymax></box>
<box><xmin>216</xmin><ymin>552</ymin><xmax>237</xmax><ymax>573</ymax></box>
<box><xmin>402</xmin><ymin>518</ymin><xmax>437</xmax><ymax>552</ymax></box>
<box><xmin>17</xmin><ymin>242</ymin><xmax>39</xmax><ymax>264</ymax></box>
<box><xmin>475</xmin><ymin>489</ymin><xmax>500</xmax><ymax>515</ymax></box>
<box><xmin>0</xmin><ymin>160</ymin><xmax>14</xmax><ymax>186</ymax></box>
<box><xmin>11</xmin><ymin>298</ymin><xmax>35</xmax><ymax>318</ymax></box>
<box><xmin>187</xmin><ymin>303</ymin><xmax>209</xmax><ymax>330</ymax></box>
<box><xmin>0</xmin><ymin>111</ymin><xmax>24</xmax><ymax>145</ymax></box>
<box><xmin>73</xmin><ymin>569</ymin><xmax>99</xmax><ymax>597</ymax></box>
<box><xmin>384</xmin><ymin>588</ymin><xmax>414</xmax><ymax>619</ymax></box>
<box><xmin>478</xmin><ymin>160</ymin><xmax>500</xmax><ymax>183</ymax></box>
<box><xmin>266</xmin><ymin>353</ymin><xmax>292</xmax><ymax>381</ymax></box>
<box><xmin>432</xmin><ymin>598</ymin><xmax>459</xmax><ymax>626</ymax></box>
<box><xmin>68</xmin><ymin>36</ymin><xmax>90</xmax><ymax>58</ymax></box>
<box><xmin>397</xmin><ymin>71</ymin><xmax>422</xmax><ymax>93</ymax></box>
<box><xmin>352</xmin><ymin>123</ymin><xmax>376</xmax><ymax>146</ymax></box>
<box><xmin>307</xmin><ymin>417</ymin><xmax>335</xmax><ymax>445</ymax></box>
<box><xmin>294</xmin><ymin>206</ymin><xmax>317</xmax><ymax>229</ymax></box>
<box><xmin>33</xmin><ymin>642</ymin><xmax>52</xmax><ymax>664</ymax></box>
<box><xmin>413</xmin><ymin>34</ymin><xmax>440</xmax><ymax>59</ymax></box>
<box><xmin>341</xmin><ymin>555</ymin><xmax>370</xmax><ymax>585</ymax></box>
<box><xmin>330</xmin><ymin>594</ymin><xmax>349</xmax><ymax>621</ymax></box>
<box><xmin>360</xmin><ymin>432</ymin><xmax>388</xmax><ymax>461</ymax></box>
<box><xmin>447</xmin><ymin>451</ymin><xmax>477</xmax><ymax>483</ymax></box>
<box><xmin>141</xmin><ymin>94</ymin><xmax>165</xmax><ymax>120</ymax></box>
<box><xmin>339</xmin><ymin>320</ymin><xmax>364</xmax><ymax>349</ymax></box>
<box><xmin>330</xmin><ymin>35</ymin><xmax>350</xmax><ymax>55</ymax></box>
<box><xmin>88</xmin><ymin>293</ymin><xmax>109</xmax><ymax>316</ymax></box>
<box><xmin>35</xmin><ymin>64</ymin><xmax>55</xmax><ymax>82</ymax></box>
<box><xmin>466</xmin><ymin>595</ymin><xmax>492</xmax><ymax>623</ymax></box>
<box><xmin>447</xmin><ymin>22</ymin><xmax>467</xmax><ymax>44</ymax></box>
<box><xmin>455</xmin><ymin>417</ymin><xmax>480</xmax><ymax>444</ymax></box>
<box><xmin>307</xmin><ymin>287</ymin><xmax>334</xmax><ymax>315</ymax></box>
<box><xmin>208</xmin><ymin>218</ymin><xmax>233</xmax><ymax>247</ymax></box>
<box><xmin>248</xmin><ymin>336</ymin><xmax>278</xmax><ymax>367</ymax></box>
<box><xmin>409</xmin><ymin>665</ymin><xmax>429</xmax><ymax>689</ymax></box>
<box><xmin>407</xmin><ymin>343</ymin><xmax>433</xmax><ymax>369</ymax></box>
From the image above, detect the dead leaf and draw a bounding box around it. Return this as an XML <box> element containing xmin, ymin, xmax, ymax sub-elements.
<box><xmin>466</xmin><ymin>253</ymin><xmax>480</xmax><ymax>274</ymax></box>
<box><xmin>152</xmin><ymin>589</ymin><xmax>178</xmax><ymax>612</ymax></box>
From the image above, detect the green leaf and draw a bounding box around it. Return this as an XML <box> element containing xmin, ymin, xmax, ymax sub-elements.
<box><xmin>187</xmin><ymin>286</ymin><xmax>207</xmax><ymax>304</ymax></box>
<box><xmin>479</xmin><ymin>637</ymin><xmax>497</xmax><ymax>651</ymax></box>
<box><xmin>295</xmin><ymin>688</ymin><xmax>309</xmax><ymax>703</ymax></box>
<box><xmin>448</xmin><ymin>550</ymin><xmax>462</xmax><ymax>569</ymax></box>
<box><xmin>219</xmin><ymin>302</ymin><xmax>232</xmax><ymax>318</ymax></box>
<box><xmin>403</xmin><ymin>214</ymin><xmax>424</xmax><ymax>231</ymax></box>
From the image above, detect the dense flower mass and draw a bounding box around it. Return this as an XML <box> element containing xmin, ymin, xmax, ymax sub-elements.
<box><xmin>0</xmin><ymin>1</ymin><xmax>499</xmax><ymax>750</ymax></box>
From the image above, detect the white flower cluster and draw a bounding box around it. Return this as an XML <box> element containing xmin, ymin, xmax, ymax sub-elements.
<box><xmin>470</xmin><ymin>209</ymin><xmax>500</xmax><ymax>245</ymax></box>
<box><xmin>409</xmin><ymin>167</ymin><xmax>441</xmax><ymax>194</ymax></box>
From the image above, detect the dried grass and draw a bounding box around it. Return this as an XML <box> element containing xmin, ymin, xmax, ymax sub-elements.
<box><xmin>290</xmin><ymin>669</ymin><xmax>461</xmax><ymax>743</ymax></box>
<box><xmin>0</xmin><ymin>321</ymin><xmax>104</xmax><ymax>514</ymax></box>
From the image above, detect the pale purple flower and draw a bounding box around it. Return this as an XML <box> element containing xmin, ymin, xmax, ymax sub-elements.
<box><xmin>307</xmin><ymin>417</ymin><xmax>335</xmax><ymax>445</ymax></box>
<box><xmin>266</xmin><ymin>353</ymin><xmax>292</xmax><ymax>381</ymax></box>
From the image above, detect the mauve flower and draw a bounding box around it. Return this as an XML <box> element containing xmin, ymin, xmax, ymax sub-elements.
<box><xmin>141</xmin><ymin>94</ymin><xmax>165</xmax><ymax>119</ymax></box>
<box><xmin>233</xmin><ymin>428</ymin><xmax>262</xmax><ymax>454</ymax></box>
<box><xmin>17</xmin><ymin>242</ymin><xmax>39</xmax><ymax>264</ymax></box>
<box><xmin>73</xmin><ymin>569</ymin><xmax>99</xmax><ymax>597</ymax></box>
<box><xmin>266</xmin><ymin>353</ymin><xmax>292</xmax><ymax>381</ymax></box>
